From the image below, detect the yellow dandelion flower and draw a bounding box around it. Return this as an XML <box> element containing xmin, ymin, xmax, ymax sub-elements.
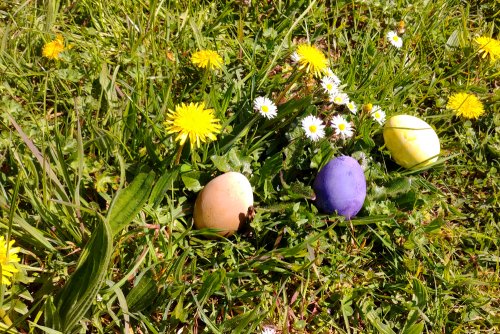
<box><xmin>164</xmin><ymin>102</ymin><xmax>221</xmax><ymax>149</ymax></box>
<box><xmin>42</xmin><ymin>34</ymin><xmax>65</xmax><ymax>60</ymax></box>
<box><xmin>0</xmin><ymin>236</ymin><xmax>21</xmax><ymax>286</ymax></box>
<box><xmin>362</xmin><ymin>103</ymin><xmax>373</xmax><ymax>113</ymax></box>
<box><xmin>191</xmin><ymin>50</ymin><xmax>223</xmax><ymax>70</ymax></box>
<box><xmin>447</xmin><ymin>92</ymin><xmax>485</xmax><ymax>119</ymax></box>
<box><xmin>474</xmin><ymin>36</ymin><xmax>500</xmax><ymax>62</ymax></box>
<box><xmin>295</xmin><ymin>44</ymin><xmax>329</xmax><ymax>78</ymax></box>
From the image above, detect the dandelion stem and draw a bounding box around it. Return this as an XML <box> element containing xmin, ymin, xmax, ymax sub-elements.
<box><xmin>0</xmin><ymin>309</ymin><xmax>12</xmax><ymax>326</ymax></box>
<box><xmin>276</xmin><ymin>71</ymin><xmax>303</xmax><ymax>103</ymax></box>
<box><xmin>174</xmin><ymin>142</ymin><xmax>185</xmax><ymax>165</ymax></box>
<box><xmin>200</xmin><ymin>69</ymin><xmax>210</xmax><ymax>94</ymax></box>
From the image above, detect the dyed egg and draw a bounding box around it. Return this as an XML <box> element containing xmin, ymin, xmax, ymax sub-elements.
<box><xmin>383</xmin><ymin>115</ymin><xmax>440</xmax><ymax>169</ymax></box>
<box><xmin>313</xmin><ymin>156</ymin><xmax>366</xmax><ymax>219</ymax></box>
<box><xmin>193</xmin><ymin>172</ymin><xmax>253</xmax><ymax>236</ymax></box>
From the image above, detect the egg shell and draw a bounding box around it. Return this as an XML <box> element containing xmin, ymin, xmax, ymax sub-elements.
<box><xmin>313</xmin><ymin>156</ymin><xmax>366</xmax><ymax>219</ymax></box>
<box><xmin>383</xmin><ymin>115</ymin><xmax>440</xmax><ymax>169</ymax></box>
<box><xmin>193</xmin><ymin>172</ymin><xmax>253</xmax><ymax>236</ymax></box>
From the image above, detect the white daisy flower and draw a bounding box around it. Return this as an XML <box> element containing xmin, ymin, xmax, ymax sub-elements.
<box><xmin>253</xmin><ymin>96</ymin><xmax>277</xmax><ymax>119</ymax></box>
<box><xmin>290</xmin><ymin>51</ymin><xmax>300</xmax><ymax>63</ymax></box>
<box><xmin>330</xmin><ymin>92</ymin><xmax>349</xmax><ymax>105</ymax></box>
<box><xmin>260</xmin><ymin>327</ymin><xmax>276</xmax><ymax>334</ymax></box>
<box><xmin>301</xmin><ymin>115</ymin><xmax>325</xmax><ymax>141</ymax></box>
<box><xmin>346</xmin><ymin>100</ymin><xmax>357</xmax><ymax>114</ymax></box>
<box><xmin>371</xmin><ymin>105</ymin><xmax>386</xmax><ymax>125</ymax></box>
<box><xmin>324</xmin><ymin>68</ymin><xmax>341</xmax><ymax>85</ymax></box>
<box><xmin>331</xmin><ymin>115</ymin><xmax>354</xmax><ymax>139</ymax></box>
<box><xmin>321</xmin><ymin>76</ymin><xmax>340</xmax><ymax>95</ymax></box>
<box><xmin>387</xmin><ymin>31</ymin><xmax>403</xmax><ymax>48</ymax></box>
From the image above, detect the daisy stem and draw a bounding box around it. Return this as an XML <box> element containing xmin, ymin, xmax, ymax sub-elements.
<box><xmin>174</xmin><ymin>142</ymin><xmax>185</xmax><ymax>166</ymax></box>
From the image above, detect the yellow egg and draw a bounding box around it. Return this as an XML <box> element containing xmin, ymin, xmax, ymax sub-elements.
<box><xmin>193</xmin><ymin>172</ymin><xmax>253</xmax><ymax>236</ymax></box>
<box><xmin>383</xmin><ymin>115</ymin><xmax>440</xmax><ymax>169</ymax></box>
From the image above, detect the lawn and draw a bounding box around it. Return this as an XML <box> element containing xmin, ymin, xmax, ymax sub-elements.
<box><xmin>0</xmin><ymin>0</ymin><xmax>499</xmax><ymax>333</ymax></box>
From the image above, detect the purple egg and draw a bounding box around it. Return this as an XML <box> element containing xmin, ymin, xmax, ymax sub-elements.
<box><xmin>313</xmin><ymin>156</ymin><xmax>366</xmax><ymax>219</ymax></box>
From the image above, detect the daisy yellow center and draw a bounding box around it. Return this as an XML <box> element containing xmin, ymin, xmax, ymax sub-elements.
<box><xmin>334</xmin><ymin>97</ymin><xmax>342</xmax><ymax>103</ymax></box>
<box><xmin>261</xmin><ymin>105</ymin><xmax>269</xmax><ymax>113</ymax></box>
<box><xmin>339</xmin><ymin>123</ymin><xmax>346</xmax><ymax>131</ymax></box>
<box><xmin>296</xmin><ymin>44</ymin><xmax>328</xmax><ymax>78</ymax></box>
<box><xmin>374</xmin><ymin>112</ymin><xmax>381</xmax><ymax>119</ymax></box>
<box><xmin>392</xmin><ymin>36</ymin><xmax>399</xmax><ymax>42</ymax></box>
<box><xmin>164</xmin><ymin>102</ymin><xmax>221</xmax><ymax>149</ymax></box>
<box><xmin>326</xmin><ymin>83</ymin><xmax>333</xmax><ymax>90</ymax></box>
<box><xmin>309</xmin><ymin>125</ymin><xmax>318</xmax><ymax>133</ymax></box>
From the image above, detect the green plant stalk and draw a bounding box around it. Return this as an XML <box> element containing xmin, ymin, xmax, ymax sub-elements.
<box><xmin>200</xmin><ymin>68</ymin><xmax>210</xmax><ymax>95</ymax></box>
<box><xmin>0</xmin><ymin>309</ymin><xmax>12</xmax><ymax>326</ymax></box>
<box><xmin>174</xmin><ymin>142</ymin><xmax>186</xmax><ymax>166</ymax></box>
<box><xmin>276</xmin><ymin>71</ymin><xmax>304</xmax><ymax>104</ymax></box>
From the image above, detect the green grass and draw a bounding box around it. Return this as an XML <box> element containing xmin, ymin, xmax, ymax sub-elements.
<box><xmin>0</xmin><ymin>0</ymin><xmax>499</xmax><ymax>333</ymax></box>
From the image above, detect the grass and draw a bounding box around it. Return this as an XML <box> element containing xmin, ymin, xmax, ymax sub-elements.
<box><xmin>0</xmin><ymin>0</ymin><xmax>499</xmax><ymax>333</ymax></box>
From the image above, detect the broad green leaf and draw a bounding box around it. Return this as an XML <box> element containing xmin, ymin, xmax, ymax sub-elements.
<box><xmin>385</xmin><ymin>177</ymin><xmax>413</xmax><ymax>197</ymax></box>
<box><xmin>259</xmin><ymin>153</ymin><xmax>282</xmax><ymax>184</ymax></box>
<box><xmin>211</xmin><ymin>155</ymin><xmax>232</xmax><ymax>173</ymax></box>
<box><xmin>394</xmin><ymin>191</ymin><xmax>417</xmax><ymax>209</ymax></box>
<box><xmin>341</xmin><ymin>303</ymin><xmax>354</xmax><ymax>317</ymax></box>
<box><xmin>341</xmin><ymin>293</ymin><xmax>354</xmax><ymax>334</ymax></box>
<box><xmin>149</xmin><ymin>167</ymin><xmax>179</xmax><ymax>208</ymax></box>
<box><xmin>403</xmin><ymin>322</ymin><xmax>424</xmax><ymax>334</ymax></box>
<box><xmin>50</xmin><ymin>220</ymin><xmax>113</xmax><ymax>333</ymax></box>
<box><xmin>402</xmin><ymin>309</ymin><xmax>420</xmax><ymax>332</ymax></box>
<box><xmin>286</xmin><ymin>181</ymin><xmax>315</xmax><ymax>200</ymax></box>
<box><xmin>181</xmin><ymin>171</ymin><xmax>202</xmax><ymax>192</ymax></box>
<box><xmin>107</xmin><ymin>171</ymin><xmax>155</xmax><ymax>236</ymax></box>
<box><xmin>412</xmin><ymin>278</ymin><xmax>428</xmax><ymax>308</ymax></box>
<box><xmin>227</xmin><ymin>148</ymin><xmax>241</xmax><ymax>167</ymax></box>
<box><xmin>212</xmin><ymin>148</ymin><xmax>253</xmax><ymax>174</ymax></box>
<box><xmin>197</xmin><ymin>269</ymin><xmax>225</xmax><ymax>306</ymax></box>
<box><xmin>423</xmin><ymin>218</ymin><xmax>445</xmax><ymax>233</ymax></box>
<box><xmin>173</xmin><ymin>294</ymin><xmax>187</xmax><ymax>323</ymax></box>
<box><xmin>365</xmin><ymin>310</ymin><xmax>397</xmax><ymax>334</ymax></box>
<box><xmin>126</xmin><ymin>271</ymin><xmax>158</xmax><ymax>312</ymax></box>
